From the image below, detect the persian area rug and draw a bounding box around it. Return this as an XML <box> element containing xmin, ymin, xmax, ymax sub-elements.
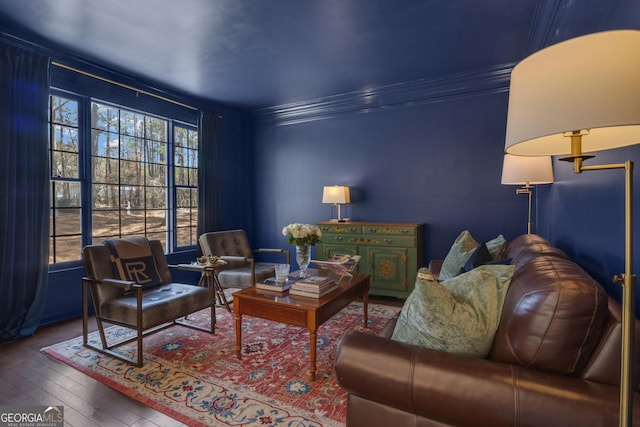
<box><xmin>41</xmin><ymin>301</ymin><xmax>400</xmax><ymax>427</ymax></box>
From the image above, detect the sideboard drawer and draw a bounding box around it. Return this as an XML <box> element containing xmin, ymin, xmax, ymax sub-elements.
<box><xmin>354</xmin><ymin>235</ymin><xmax>416</xmax><ymax>248</ymax></box>
<box><xmin>362</xmin><ymin>225</ymin><xmax>416</xmax><ymax>236</ymax></box>
<box><xmin>318</xmin><ymin>224</ymin><xmax>361</xmax><ymax>234</ymax></box>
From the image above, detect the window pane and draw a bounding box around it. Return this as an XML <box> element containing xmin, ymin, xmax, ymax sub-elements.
<box><xmin>52</xmin><ymin>151</ymin><xmax>79</xmax><ymax>179</ymax></box>
<box><xmin>146</xmin><ymin>210</ymin><xmax>167</xmax><ymax>232</ymax></box>
<box><xmin>93</xmin><ymin>210</ymin><xmax>120</xmax><ymax>239</ymax></box>
<box><xmin>121</xmin><ymin>135</ymin><xmax>143</xmax><ymax>161</ymax></box>
<box><xmin>175</xmin><ymin>127</ymin><xmax>188</xmax><ymax>147</ymax></box>
<box><xmin>146</xmin><ymin>140</ymin><xmax>166</xmax><ymax>164</ymax></box>
<box><xmin>93</xmin><ymin>184</ymin><xmax>120</xmax><ymax>209</ymax></box>
<box><xmin>146</xmin><ymin>187</ymin><xmax>166</xmax><ymax>209</ymax></box>
<box><xmin>177</xmin><ymin>226</ymin><xmax>195</xmax><ymax>247</ymax></box>
<box><xmin>50</xmin><ymin>235</ymin><xmax>82</xmax><ymax>263</ymax></box>
<box><xmin>189</xmin><ymin>168</ymin><xmax>198</xmax><ymax>187</ymax></box>
<box><xmin>175</xmin><ymin>166</ymin><xmax>188</xmax><ymax>186</ymax></box>
<box><xmin>53</xmin><ymin>181</ymin><xmax>81</xmax><ymax>207</ymax></box>
<box><xmin>92</xmin><ymin>103</ymin><xmax>119</xmax><ymax>132</ymax></box>
<box><xmin>147</xmin><ymin>164</ymin><xmax>166</xmax><ymax>186</ymax></box>
<box><xmin>93</xmin><ymin>158</ymin><xmax>119</xmax><ymax>184</ymax></box>
<box><xmin>92</xmin><ymin>130</ymin><xmax>120</xmax><ymax>158</ymax></box>
<box><xmin>121</xmin><ymin>185</ymin><xmax>144</xmax><ymax>209</ymax></box>
<box><xmin>50</xmin><ymin>208</ymin><xmax>81</xmax><ymax>235</ymax></box>
<box><xmin>146</xmin><ymin>116</ymin><xmax>167</xmax><ymax>142</ymax></box>
<box><xmin>51</xmin><ymin>124</ymin><xmax>79</xmax><ymax>152</ymax></box>
<box><xmin>120</xmin><ymin>110</ymin><xmax>144</xmax><ymax>137</ymax></box>
<box><xmin>51</xmin><ymin>96</ymin><xmax>78</xmax><ymax>126</ymax></box>
<box><xmin>121</xmin><ymin>160</ymin><xmax>144</xmax><ymax>185</ymax></box>
<box><xmin>176</xmin><ymin>188</ymin><xmax>190</xmax><ymax>208</ymax></box>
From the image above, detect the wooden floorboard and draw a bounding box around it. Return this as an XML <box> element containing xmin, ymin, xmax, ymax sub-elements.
<box><xmin>0</xmin><ymin>296</ymin><xmax>402</xmax><ymax>426</ymax></box>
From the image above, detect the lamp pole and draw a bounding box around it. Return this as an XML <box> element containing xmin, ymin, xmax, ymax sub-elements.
<box><xmin>563</xmin><ymin>135</ymin><xmax>635</xmax><ymax>427</ymax></box>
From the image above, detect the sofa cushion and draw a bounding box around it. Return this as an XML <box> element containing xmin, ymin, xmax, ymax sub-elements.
<box><xmin>391</xmin><ymin>264</ymin><xmax>515</xmax><ymax>358</ymax></box>
<box><xmin>439</xmin><ymin>230</ymin><xmax>479</xmax><ymax>281</ymax></box>
<box><xmin>440</xmin><ymin>231</ymin><xmax>508</xmax><ymax>280</ymax></box>
<box><xmin>486</xmin><ymin>234</ymin><xmax>507</xmax><ymax>260</ymax></box>
<box><xmin>490</xmin><ymin>254</ymin><xmax>608</xmax><ymax>375</ymax></box>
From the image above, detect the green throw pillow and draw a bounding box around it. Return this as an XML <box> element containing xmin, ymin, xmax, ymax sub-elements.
<box><xmin>439</xmin><ymin>230</ymin><xmax>479</xmax><ymax>281</ymax></box>
<box><xmin>391</xmin><ymin>264</ymin><xmax>515</xmax><ymax>358</ymax></box>
<box><xmin>486</xmin><ymin>234</ymin><xmax>507</xmax><ymax>260</ymax></box>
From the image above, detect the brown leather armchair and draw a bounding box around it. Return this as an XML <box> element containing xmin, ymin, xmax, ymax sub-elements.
<box><xmin>199</xmin><ymin>229</ymin><xmax>290</xmax><ymax>288</ymax></box>
<box><xmin>82</xmin><ymin>237</ymin><xmax>215</xmax><ymax>367</ymax></box>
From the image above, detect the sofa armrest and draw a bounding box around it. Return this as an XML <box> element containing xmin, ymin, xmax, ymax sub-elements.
<box><xmin>335</xmin><ymin>332</ymin><xmax>633</xmax><ymax>427</ymax></box>
<box><xmin>83</xmin><ymin>277</ymin><xmax>139</xmax><ymax>291</ymax></box>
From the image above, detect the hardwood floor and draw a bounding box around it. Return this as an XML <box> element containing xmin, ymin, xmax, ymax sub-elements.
<box><xmin>0</xmin><ymin>317</ymin><xmax>186</xmax><ymax>427</ymax></box>
<box><xmin>0</xmin><ymin>295</ymin><xmax>403</xmax><ymax>427</ymax></box>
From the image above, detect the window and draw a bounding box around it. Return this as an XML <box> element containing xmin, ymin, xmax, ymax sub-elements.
<box><xmin>49</xmin><ymin>95</ymin><xmax>82</xmax><ymax>263</ymax></box>
<box><xmin>48</xmin><ymin>93</ymin><xmax>199</xmax><ymax>264</ymax></box>
<box><xmin>174</xmin><ymin>125</ymin><xmax>199</xmax><ymax>247</ymax></box>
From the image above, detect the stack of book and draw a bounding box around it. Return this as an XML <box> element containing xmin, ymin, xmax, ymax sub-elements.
<box><xmin>255</xmin><ymin>276</ymin><xmax>294</xmax><ymax>294</ymax></box>
<box><xmin>289</xmin><ymin>276</ymin><xmax>338</xmax><ymax>298</ymax></box>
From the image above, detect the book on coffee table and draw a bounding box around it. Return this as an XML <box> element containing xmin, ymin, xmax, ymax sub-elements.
<box><xmin>255</xmin><ymin>276</ymin><xmax>295</xmax><ymax>293</ymax></box>
<box><xmin>290</xmin><ymin>276</ymin><xmax>337</xmax><ymax>298</ymax></box>
<box><xmin>289</xmin><ymin>283</ymin><xmax>339</xmax><ymax>298</ymax></box>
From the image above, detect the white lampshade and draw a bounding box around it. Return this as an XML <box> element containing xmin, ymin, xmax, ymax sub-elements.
<box><xmin>505</xmin><ymin>30</ymin><xmax>640</xmax><ymax>156</ymax></box>
<box><xmin>501</xmin><ymin>154</ymin><xmax>554</xmax><ymax>185</ymax></box>
<box><xmin>322</xmin><ymin>186</ymin><xmax>350</xmax><ymax>204</ymax></box>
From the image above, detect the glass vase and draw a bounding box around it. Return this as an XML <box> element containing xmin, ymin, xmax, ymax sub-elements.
<box><xmin>296</xmin><ymin>245</ymin><xmax>311</xmax><ymax>277</ymax></box>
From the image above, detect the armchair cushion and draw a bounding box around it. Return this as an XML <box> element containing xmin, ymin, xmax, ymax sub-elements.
<box><xmin>104</xmin><ymin>237</ymin><xmax>162</xmax><ymax>288</ymax></box>
<box><xmin>99</xmin><ymin>282</ymin><xmax>212</xmax><ymax>329</ymax></box>
<box><xmin>391</xmin><ymin>264</ymin><xmax>515</xmax><ymax>358</ymax></box>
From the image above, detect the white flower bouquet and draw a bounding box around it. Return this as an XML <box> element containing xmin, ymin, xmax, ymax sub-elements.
<box><xmin>282</xmin><ymin>223</ymin><xmax>322</xmax><ymax>246</ymax></box>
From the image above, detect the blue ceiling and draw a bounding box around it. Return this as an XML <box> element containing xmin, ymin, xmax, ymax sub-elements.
<box><xmin>0</xmin><ymin>0</ymin><xmax>636</xmax><ymax>109</ymax></box>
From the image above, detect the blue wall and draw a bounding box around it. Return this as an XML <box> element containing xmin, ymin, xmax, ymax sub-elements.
<box><xmin>252</xmin><ymin>75</ymin><xmax>640</xmax><ymax>318</ymax></box>
<box><xmin>541</xmin><ymin>146</ymin><xmax>640</xmax><ymax>310</ymax></box>
<box><xmin>252</xmin><ymin>81</ymin><xmax>529</xmax><ymax>265</ymax></box>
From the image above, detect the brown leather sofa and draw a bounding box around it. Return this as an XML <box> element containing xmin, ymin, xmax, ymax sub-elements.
<box><xmin>335</xmin><ymin>234</ymin><xmax>640</xmax><ymax>426</ymax></box>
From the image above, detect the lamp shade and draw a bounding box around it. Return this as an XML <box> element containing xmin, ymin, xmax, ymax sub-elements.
<box><xmin>322</xmin><ymin>186</ymin><xmax>350</xmax><ymax>204</ymax></box>
<box><xmin>505</xmin><ymin>30</ymin><xmax>640</xmax><ymax>156</ymax></box>
<box><xmin>501</xmin><ymin>154</ymin><xmax>554</xmax><ymax>185</ymax></box>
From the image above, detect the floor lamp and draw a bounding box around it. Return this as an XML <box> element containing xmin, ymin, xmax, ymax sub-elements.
<box><xmin>504</xmin><ymin>30</ymin><xmax>640</xmax><ymax>426</ymax></box>
<box><xmin>501</xmin><ymin>154</ymin><xmax>554</xmax><ymax>234</ymax></box>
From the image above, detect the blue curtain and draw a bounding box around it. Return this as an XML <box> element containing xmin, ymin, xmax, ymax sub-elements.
<box><xmin>197</xmin><ymin>111</ymin><xmax>221</xmax><ymax>240</ymax></box>
<box><xmin>0</xmin><ymin>44</ymin><xmax>51</xmax><ymax>342</ymax></box>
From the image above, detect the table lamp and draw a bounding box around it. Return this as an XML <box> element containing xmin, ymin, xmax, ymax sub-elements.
<box><xmin>501</xmin><ymin>154</ymin><xmax>554</xmax><ymax>234</ymax></box>
<box><xmin>504</xmin><ymin>30</ymin><xmax>640</xmax><ymax>426</ymax></box>
<box><xmin>322</xmin><ymin>185</ymin><xmax>350</xmax><ymax>222</ymax></box>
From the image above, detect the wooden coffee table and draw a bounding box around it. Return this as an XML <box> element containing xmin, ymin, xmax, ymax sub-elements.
<box><xmin>233</xmin><ymin>269</ymin><xmax>370</xmax><ymax>381</ymax></box>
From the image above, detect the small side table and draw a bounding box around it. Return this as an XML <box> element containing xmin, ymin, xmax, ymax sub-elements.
<box><xmin>177</xmin><ymin>261</ymin><xmax>231</xmax><ymax>312</ymax></box>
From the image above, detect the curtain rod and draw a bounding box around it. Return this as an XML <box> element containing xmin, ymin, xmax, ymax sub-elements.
<box><xmin>52</xmin><ymin>61</ymin><xmax>198</xmax><ymax>111</ymax></box>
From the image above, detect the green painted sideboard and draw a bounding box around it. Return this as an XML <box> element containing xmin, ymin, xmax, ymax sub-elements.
<box><xmin>315</xmin><ymin>221</ymin><xmax>424</xmax><ymax>299</ymax></box>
